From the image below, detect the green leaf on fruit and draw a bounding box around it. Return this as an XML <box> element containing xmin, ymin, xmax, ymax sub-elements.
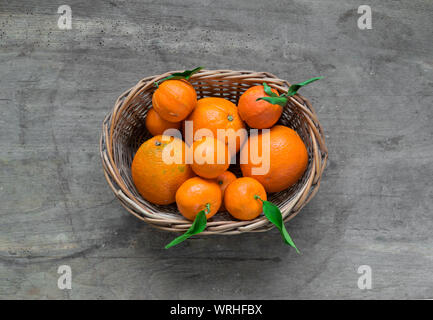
<box><xmin>263</xmin><ymin>82</ymin><xmax>278</xmax><ymax>97</ymax></box>
<box><xmin>165</xmin><ymin>208</ymin><xmax>207</xmax><ymax>249</ymax></box>
<box><xmin>256</xmin><ymin>96</ymin><xmax>288</xmax><ymax>106</ymax></box>
<box><xmin>256</xmin><ymin>76</ymin><xmax>322</xmax><ymax>106</ymax></box>
<box><xmin>155</xmin><ymin>67</ymin><xmax>203</xmax><ymax>87</ymax></box>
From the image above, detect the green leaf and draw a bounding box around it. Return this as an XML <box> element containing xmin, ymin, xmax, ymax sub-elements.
<box><xmin>155</xmin><ymin>67</ymin><xmax>203</xmax><ymax>86</ymax></box>
<box><xmin>285</xmin><ymin>76</ymin><xmax>323</xmax><ymax>97</ymax></box>
<box><xmin>165</xmin><ymin>209</ymin><xmax>207</xmax><ymax>249</ymax></box>
<box><xmin>256</xmin><ymin>76</ymin><xmax>322</xmax><ymax>106</ymax></box>
<box><xmin>256</xmin><ymin>96</ymin><xmax>288</xmax><ymax>106</ymax></box>
<box><xmin>262</xmin><ymin>200</ymin><xmax>300</xmax><ymax>253</ymax></box>
<box><xmin>262</xmin><ymin>82</ymin><xmax>278</xmax><ymax>97</ymax></box>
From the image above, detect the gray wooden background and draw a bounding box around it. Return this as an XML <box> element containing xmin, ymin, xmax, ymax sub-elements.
<box><xmin>1</xmin><ymin>0</ymin><xmax>432</xmax><ymax>299</ymax></box>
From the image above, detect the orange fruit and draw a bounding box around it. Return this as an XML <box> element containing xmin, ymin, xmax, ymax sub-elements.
<box><xmin>131</xmin><ymin>135</ymin><xmax>194</xmax><ymax>205</ymax></box>
<box><xmin>145</xmin><ymin>107</ymin><xmax>181</xmax><ymax>136</ymax></box>
<box><xmin>176</xmin><ymin>177</ymin><xmax>222</xmax><ymax>221</ymax></box>
<box><xmin>185</xmin><ymin>97</ymin><xmax>246</xmax><ymax>154</ymax></box>
<box><xmin>152</xmin><ymin>79</ymin><xmax>197</xmax><ymax>122</ymax></box>
<box><xmin>191</xmin><ymin>136</ymin><xmax>230</xmax><ymax>179</ymax></box>
<box><xmin>224</xmin><ymin>177</ymin><xmax>267</xmax><ymax>220</ymax></box>
<box><xmin>240</xmin><ymin>125</ymin><xmax>308</xmax><ymax>193</ymax></box>
<box><xmin>238</xmin><ymin>85</ymin><xmax>282</xmax><ymax>129</ymax></box>
<box><xmin>215</xmin><ymin>171</ymin><xmax>237</xmax><ymax>211</ymax></box>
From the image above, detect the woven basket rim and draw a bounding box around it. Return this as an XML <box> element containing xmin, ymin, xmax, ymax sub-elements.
<box><xmin>100</xmin><ymin>69</ymin><xmax>328</xmax><ymax>235</ymax></box>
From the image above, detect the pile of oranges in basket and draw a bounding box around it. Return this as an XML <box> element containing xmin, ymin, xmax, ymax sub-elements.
<box><xmin>131</xmin><ymin>67</ymin><xmax>321</xmax><ymax>249</ymax></box>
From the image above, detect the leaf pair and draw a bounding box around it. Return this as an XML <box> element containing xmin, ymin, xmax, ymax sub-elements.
<box><xmin>166</xmin><ymin>198</ymin><xmax>299</xmax><ymax>253</ymax></box>
<box><xmin>155</xmin><ymin>67</ymin><xmax>203</xmax><ymax>87</ymax></box>
<box><xmin>165</xmin><ymin>203</ymin><xmax>209</xmax><ymax>249</ymax></box>
<box><xmin>257</xmin><ymin>76</ymin><xmax>323</xmax><ymax>106</ymax></box>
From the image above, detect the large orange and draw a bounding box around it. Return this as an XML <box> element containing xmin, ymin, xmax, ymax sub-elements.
<box><xmin>145</xmin><ymin>107</ymin><xmax>181</xmax><ymax>136</ymax></box>
<box><xmin>238</xmin><ymin>85</ymin><xmax>282</xmax><ymax>129</ymax></box>
<box><xmin>215</xmin><ymin>171</ymin><xmax>237</xmax><ymax>212</ymax></box>
<box><xmin>224</xmin><ymin>177</ymin><xmax>267</xmax><ymax>220</ymax></box>
<box><xmin>131</xmin><ymin>135</ymin><xmax>194</xmax><ymax>205</ymax></box>
<box><xmin>185</xmin><ymin>97</ymin><xmax>246</xmax><ymax>154</ymax></box>
<box><xmin>152</xmin><ymin>79</ymin><xmax>197</xmax><ymax>122</ymax></box>
<box><xmin>240</xmin><ymin>125</ymin><xmax>308</xmax><ymax>193</ymax></box>
<box><xmin>175</xmin><ymin>177</ymin><xmax>222</xmax><ymax>221</ymax></box>
<box><xmin>191</xmin><ymin>136</ymin><xmax>230</xmax><ymax>179</ymax></box>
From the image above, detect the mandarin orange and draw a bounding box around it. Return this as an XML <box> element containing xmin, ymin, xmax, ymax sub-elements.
<box><xmin>240</xmin><ymin>125</ymin><xmax>308</xmax><ymax>193</ymax></box>
<box><xmin>131</xmin><ymin>135</ymin><xmax>194</xmax><ymax>205</ymax></box>
<box><xmin>215</xmin><ymin>171</ymin><xmax>237</xmax><ymax>211</ymax></box>
<box><xmin>145</xmin><ymin>107</ymin><xmax>181</xmax><ymax>136</ymax></box>
<box><xmin>175</xmin><ymin>177</ymin><xmax>222</xmax><ymax>221</ymax></box>
<box><xmin>185</xmin><ymin>97</ymin><xmax>246</xmax><ymax>154</ymax></box>
<box><xmin>238</xmin><ymin>85</ymin><xmax>282</xmax><ymax>129</ymax></box>
<box><xmin>224</xmin><ymin>177</ymin><xmax>267</xmax><ymax>220</ymax></box>
<box><xmin>152</xmin><ymin>79</ymin><xmax>197</xmax><ymax>122</ymax></box>
<box><xmin>191</xmin><ymin>136</ymin><xmax>230</xmax><ymax>179</ymax></box>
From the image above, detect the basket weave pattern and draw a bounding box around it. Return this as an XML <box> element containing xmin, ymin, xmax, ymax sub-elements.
<box><xmin>100</xmin><ymin>69</ymin><xmax>328</xmax><ymax>235</ymax></box>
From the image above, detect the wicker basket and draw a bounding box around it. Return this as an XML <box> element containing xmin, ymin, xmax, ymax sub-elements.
<box><xmin>100</xmin><ymin>69</ymin><xmax>328</xmax><ymax>235</ymax></box>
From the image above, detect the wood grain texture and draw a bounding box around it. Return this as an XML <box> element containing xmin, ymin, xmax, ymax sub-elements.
<box><xmin>0</xmin><ymin>0</ymin><xmax>432</xmax><ymax>299</ymax></box>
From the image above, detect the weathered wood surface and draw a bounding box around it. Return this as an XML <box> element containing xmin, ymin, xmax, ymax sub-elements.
<box><xmin>0</xmin><ymin>0</ymin><xmax>432</xmax><ymax>299</ymax></box>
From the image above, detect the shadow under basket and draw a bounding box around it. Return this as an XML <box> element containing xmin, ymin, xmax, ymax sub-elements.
<box><xmin>100</xmin><ymin>69</ymin><xmax>328</xmax><ymax>235</ymax></box>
